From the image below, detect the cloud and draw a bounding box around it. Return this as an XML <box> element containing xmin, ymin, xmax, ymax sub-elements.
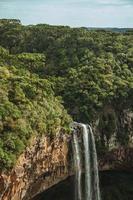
<box><xmin>67</xmin><ymin>0</ymin><xmax>133</xmax><ymax>7</ymax></box>
<box><xmin>97</xmin><ymin>0</ymin><xmax>133</xmax><ymax>6</ymax></box>
<box><xmin>0</xmin><ymin>0</ymin><xmax>132</xmax><ymax>27</ymax></box>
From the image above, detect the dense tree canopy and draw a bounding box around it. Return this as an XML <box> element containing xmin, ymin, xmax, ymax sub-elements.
<box><xmin>0</xmin><ymin>45</ymin><xmax>71</xmax><ymax>170</ymax></box>
<box><xmin>0</xmin><ymin>19</ymin><xmax>133</xmax><ymax>169</ymax></box>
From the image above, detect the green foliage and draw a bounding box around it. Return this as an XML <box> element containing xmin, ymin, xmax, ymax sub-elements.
<box><xmin>0</xmin><ymin>49</ymin><xmax>71</xmax><ymax>170</ymax></box>
<box><xmin>0</xmin><ymin>19</ymin><xmax>133</xmax><ymax>169</ymax></box>
<box><xmin>0</xmin><ymin>20</ymin><xmax>131</xmax><ymax>122</ymax></box>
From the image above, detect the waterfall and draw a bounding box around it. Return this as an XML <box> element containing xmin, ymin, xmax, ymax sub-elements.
<box><xmin>89</xmin><ymin>126</ymin><xmax>101</xmax><ymax>200</ymax></box>
<box><xmin>82</xmin><ymin>124</ymin><xmax>92</xmax><ymax>200</ymax></box>
<box><xmin>72</xmin><ymin>123</ymin><xmax>101</xmax><ymax>200</ymax></box>
<box><xmin>73</xmin><ymin>131</ymin><xmax>82</xmax><ymax>200</ymax></box>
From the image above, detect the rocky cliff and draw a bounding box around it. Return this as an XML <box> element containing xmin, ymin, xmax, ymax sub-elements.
<box><xmin>96</xmin><ymin>106</ymin><xmax>133</xmax><ymax>171</ymax></box>
<box><xmin>0</xmin><ymin>133</ymin><xmax>72</xmax><ymax>200</ymax></box>
<box><xmin>0</xmin><ymin>107</ymin><xmax>133</xmax><ymax>200</ymax></box>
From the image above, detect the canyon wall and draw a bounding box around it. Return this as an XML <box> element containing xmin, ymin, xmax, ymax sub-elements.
<box><xmin>96</xmin><ymin>107</ymin><xmax>133</xmax><ymax>171</ymax></box>
<box><xmin>0</xmin><ymin>107</ymin><xmax>133</xmax><ymax>200</ymax></box>
<box><xmin>0</xmin><ymin>133</ymin><xmax>72</xmax><ymax>200</ymax></box>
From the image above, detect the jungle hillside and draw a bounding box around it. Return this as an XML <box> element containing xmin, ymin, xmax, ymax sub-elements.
<box><xmin>0</xmin><ymin>19</ymin><xmax>133</xmax><ymax>170</ymax></box>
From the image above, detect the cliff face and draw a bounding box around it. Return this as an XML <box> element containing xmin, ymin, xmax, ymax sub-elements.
<box><xmin>96</xmin><ymin>106</ymin><xmax>133</xmax><ymax>171</ymax></box>
<box><xmin>0</xmin><ymin>107</ymin><xmax>133</xmax><ymax>200</ymax></box>
<box><xmin>0</xmin><ymin>133</ymin><xmax>72</xmax><ymax>200</ymax></box>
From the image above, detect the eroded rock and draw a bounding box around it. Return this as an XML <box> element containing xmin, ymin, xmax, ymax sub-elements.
<box><xmin>0</xmin><ymin>133</ymin><xmax>72</xmax><ymax>200</ymax></box>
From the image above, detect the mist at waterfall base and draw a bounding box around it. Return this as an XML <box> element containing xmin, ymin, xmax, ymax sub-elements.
<box><xmin>33</xmin><ymin>123</ymin><xmax>133</xmax><ymax>200</ymax></box>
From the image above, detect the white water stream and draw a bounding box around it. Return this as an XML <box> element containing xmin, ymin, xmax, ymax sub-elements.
<box><xmin>72</xmin><ymin>123</ymin><xmax>101</xmax><ymax>200</ymax></box>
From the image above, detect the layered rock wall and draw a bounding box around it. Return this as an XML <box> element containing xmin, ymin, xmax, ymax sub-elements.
<box><xmin>0</xmin><ymin>133</ymin><xmax>72</xmax><ymax>200</ymax></box>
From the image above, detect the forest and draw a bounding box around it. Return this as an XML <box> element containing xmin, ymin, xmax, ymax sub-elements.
<box><xmin>0</xmin><ymin>19</ymin><xmax>133</xmax><ymax>170</ymax></box>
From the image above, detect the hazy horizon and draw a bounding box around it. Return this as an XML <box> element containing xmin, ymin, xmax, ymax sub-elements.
<box><xmin>0</xmin><ymin>0</ymin><xmax>133</xmax><ymax>28</ymax></box>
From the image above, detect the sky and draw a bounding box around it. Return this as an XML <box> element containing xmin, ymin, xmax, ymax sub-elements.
<box><xmin>0</xmin><ymin>0</ymin><xmax>133</xmax><ymax>27</ymax></box>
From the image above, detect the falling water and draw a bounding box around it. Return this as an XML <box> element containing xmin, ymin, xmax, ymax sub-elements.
<box><xmin>73</xmin><ymin>131</ymin><xmax>82</xmax><ymax>200</ymax></box>
<box><xmin>72</xmin><ymin>123</ymin><xmax>101</xmax><ymax>200</ymax></box>
<box><xmin>89</xmin><ymin>125</ymin><xmax>101</xmax><ymax>200</ymax></box>
<box><xmin>82</xmin><ymin>124</ymin><xmax>92</xmax><ymax>200</ymax></box>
